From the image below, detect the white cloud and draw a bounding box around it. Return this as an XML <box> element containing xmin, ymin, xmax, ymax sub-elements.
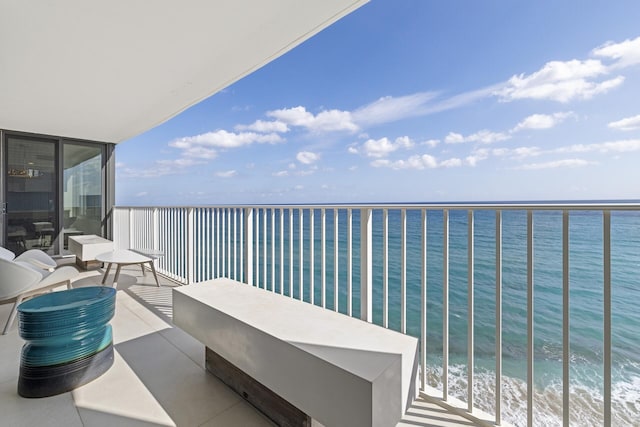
<box><xmin>170</xmin><ymin>130</ymin><xmax>283</xmax><ymax>150</ymax></box>
<box><xmin>273</xmin><ymin>170</ymin><xmax>289</xmax><ymax>177</ymax></box>
<box><xmin>496</xmin><ymin>59</ymin><xmax>624</xmax><ymax>103</ymax></box>
<box><xmin>608</xmin><ymin>114</ymin><xmax>640</xmax><ymax>131</ymax></box>
<box><xmin>444</xmin><ymin>132</ymin><xmax>465</xmax><ymax>144</ymax></box>
<box><xmin>231</xmin><ymin>105</ymin><xmax>251</xmax><ymax>112</ymax></box>
<box><xmin>267</xmin><ymin>106</ymin><xmax>358</xmax><ymax>132</ymax></box>
<box><xmin>512</xmin><ymin>146</ymin><xmax>543</xmax><ymax>158</ymax></box>
<box><xmin>360</xmin><ymin>136</ymin><xmax>415</xmax><ymax>158</ymax></box>
<box><xmin>512</xmin><ymin>112</ymin><xmax>574</xmax><ymax>132</ymax></box>
<box><xmin>555</xmin><ymin>139</ymin><xmax>640</xmax><ymax>153</ymax></box>
<box><xmin>135</xmin><ymin>191</ymin><xmax>148</xmax><ymax>197</ymax></box>
<box><xmin>371</xmin><ymin>154</ymin><xmax>438</xmax><ymax>170</ymax></box>
<box><xmin>295</xmin><ymin>169</ymin><xmax>316</xmax><ymax>176</ymax></box>
<box><xmin>157</xmin><ymin>158</ymin><xmax>203</xmax><ymax>167</ymax></box>
<box><xmin>465</xmin><ymin>149</ymin><xmax>490</xmax><ymax>166</ymax></box>
<box><xmin>216</xmin><ymin>170</ymin><xmax>237</xmax><ymax>178</ymax></box>
<box><xmin>181</xmin><ymin>146</ymin><xmax>219</xmax><ymax>159</ymax></box>
<box><xmin>348</xmin><ymin>146</ymin><xmax>359</xmax><ymax>154</ymax></box>
<box><xmin>422</xmin><ymin>139</ymin><xmax>440</xmax><ymax>147</ymax></box>
<box><xmin>440</xmin><ymin>158</ymin><xmax>463</xmax><ymax>168</ymax></box>
<box><xmin>445</xmin><ymin>130</ymin><xmax>510</xmax><ymax>144</ymax></box>
<box><xmin>351</xmin><ymin>87</ymin><xmax>498</xmax><ymax>127</ymax></box>
<box><xmin>352</xmin><ymin>92</ymin><xmax>437</xmax><ymax>126</ymax></box>
<box><xmin>296</xmin><ymin>151</ymin><xmax>320</xmax><ymax>164</ymax></box>
<box><xmin>517</xmin><ymin>159</ymin><xmax>594</xmax><ymax>170</ymax></box>
<box><xmin>118</xmin><ymin>157</ymin><xmax>203</xmax><ymax>178</ymax></box>
<box><xmin>235</xmin><ymin>120</ymin><xmax>289</xmax><ymax>133</ymax></box>
<box><xmin>592</xmin><ymin>36</ymin><xmax>640</xmax><ymax>68</ymax></box>
<box><xmin>312</xmin><ymin>110</ymin><xmax>358</xmax><ymax>132</ymax></box>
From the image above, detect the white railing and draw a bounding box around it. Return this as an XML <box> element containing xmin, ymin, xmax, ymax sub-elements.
<box><xmin>113</xmin><ymin>202</ymin><xmax>640</xmax><ymax>427</ymax></box>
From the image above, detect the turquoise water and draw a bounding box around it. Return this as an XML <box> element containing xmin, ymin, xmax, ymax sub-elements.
<box><xmin>197</xmin><ymin>207</ymin><xmax>640</xmax><ymax>425</ymax></box>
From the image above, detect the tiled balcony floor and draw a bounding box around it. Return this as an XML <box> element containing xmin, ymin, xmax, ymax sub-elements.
<box><xmin>0</xmin><ymin>264</ymin><xmax>478</xmax><ymax>427</ymax></box>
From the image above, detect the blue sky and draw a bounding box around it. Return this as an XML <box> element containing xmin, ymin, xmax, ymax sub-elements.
<box><xmin>116</xmin><ymin>1</ymin><xmax>640</xmax><ymax>205</ymax></box>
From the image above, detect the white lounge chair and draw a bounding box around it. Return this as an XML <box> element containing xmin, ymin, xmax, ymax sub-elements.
<box><xmin>0</xmin><ymin>247</ymin><xmax>57</xmax><ymax>270</ymax></box>
<box><xmin>0</xmin><ymin>257</ymin><xmax>78</xmax><ymax>335</ymax></box>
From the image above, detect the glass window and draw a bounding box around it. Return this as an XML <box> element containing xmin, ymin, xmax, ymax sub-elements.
<box><xmin>62</xmin><ymin>144</ymin><xmax>103</xmax><ymax>248</ymax></box>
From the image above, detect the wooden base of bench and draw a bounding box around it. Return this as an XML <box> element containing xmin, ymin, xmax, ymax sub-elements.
<box><xmin>206</xmin><ymin>347</ymin><xmax>311</xmax><ymax>427</ymax></box>
<box><xmin>75</xmin><ymin>258</ymin><xmax>103</xmax><ymax>270</ymax></box>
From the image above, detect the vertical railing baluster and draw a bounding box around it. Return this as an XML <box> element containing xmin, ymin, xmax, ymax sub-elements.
<box><xmin>604</xmin><ymin>210</ymin><xmax>612</xmax><ymax>427</ymax></box>
<box><xmin>222</xmin><ymin>207</ymin><xmax>226</xmax><ymax>278</ymax></box>
<box><xmin>255</xmin><ymin>208</ymin><xmax>261</xmax><ymax>288</ymax></box>
<box><xmin>383</xmin><ymin>208</ymin><xmax>389</xmax><ymax>328</ymax></box>
<box><xmin>321</xmin><ymin>208</ymin><xmax>326</xmax><ymax>308</ymax></box>
<box><xmin>176</xmin><ymin>210</ymin><xmax>181</xmax><ymax>280</ymax></box>
<box><xmin>240</xmin><ymin>209</ymin><xmax>244</xmax><ymax>283</ymax></box>
<box><xmin>186</xmin><ymin>208</ymin><xmax>196</xmax><ymax>284</ymax></box>
<box><xmin>216</xmin><ymin>209</ymin><xmax>220</xmax><ymax>278</ymax></box>
<box><xmin>129</xmin><ymin>208</ymin><xmax>134</xmax><ymax>250</ymax></box>
<box><xmin>153</xmin><ymin>207</ymin><xmax>159</xmax><ymax>253</ymax></box>
<box><xmin>263</xmin><ymin>209</ymin><xmax>267</xmax><ymax>290</ymax></box>
<box><xmin>334</xmin><ymin>209</ymin><xmax>339</xmax><ymax>312</ymax></box>
<box><xmin>299</xmin><ymin>208</ymin><xmax>304</xmax><ymax>301</ymax></box>
<box><xmin>220</xmin><ymin>209</ymin><xmax>224</xmax><ymax>279</ymax></box>
<box><xmin>496</xmin><ymin>210</ymin><xmax>503</xmax><ymax>425</ymax></box>
<box><xmin>208</xmin><ymin>208</ymin><xmax>213</xmax><ymax>281</ymax></box>
<box><xmin>361</xmin><ymin>208</ymin><xmax>372</xmax><ymax>322</ymax></box>
<box><xmin>527</xmin><ymin>210</ymin><xmax>534</xmax><ymax>427</ymax></box>
<box><xmin>280</xmin><ymin>208</ymin><xmax>284</xmax><ymax>295</ymax></box>
<box><xmin>421</xmin><ymin>208</ymin><xmax>427</xmax><ymax>390</ymax></box>
<box><xmin>233</xmin><ymin>209</ymin><xmax>238</xmax><ymax>280</ymax></box>
<box><xmin>310</xmin><ymin>209</ymin><xmax>315</xmax><ymax>304</ymax></box>
<box><xmin>173</xmin><ymin>209</ymin><xmax>178</xmax><ymax>280</ymax></box>
<box><xmin>243</xmin><ymin>208</ymin><xmax>253</xmax><ymax>286</ymax></box>
<box><xmin>171</xmin><ymin>209</ymin><xmax>176</xmax><ymax>279</ymax></box>
<box><xmin>563</xmin><ymin>210</ymin><xmax>570</xmax><ymax>427</ymax></box>
<box><xmin>443</xmin><ymin>209</ymin><xmax>449</xmax><ymax>400</ymax></box>
<box><xmin>347</xmin><ymin>208</ymin><xmax>353</xmax><ymax>317</ymax></box>
<box><xmin>194</xmin><ymin>209</ymin><xmax>200</xmax><ymax>282</ymax></box>
<box><xmin>289</xmin><ymin>209</ymin><xmax>293</xmax><ymax>297</ymax></box>
<box><xmin>227</xmin><ymin>209</ymin><xmax>232</xmax><ymax>278</ymax></box>
<box><xmin>401</xmin><ymin>208</ymin><xmax>407</xmax><ymax>334</ymax></box>
<box><xmin>271</xmin><ymin>208</ymin><xmax>275</xmax><ymax>292</ymax></box>
<box><xmin>219</xmin><ymin>208</ymin><xmax>223</xmax><ymax>279</ymax></box>
<box><xmin>468</xmin><ymin>210</ymin><xmax>474</xmax><ymax>412</ymax></box>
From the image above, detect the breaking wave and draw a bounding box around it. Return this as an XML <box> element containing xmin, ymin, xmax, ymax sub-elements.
<box><xmin>423</xmin><ymin>364</ymin><xmax>640</xmax><ymax>426</ymax></box>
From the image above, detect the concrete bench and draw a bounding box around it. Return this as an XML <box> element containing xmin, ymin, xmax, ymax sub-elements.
<box><xmin>173</xmin><ymin>278</ymin><xmax>418</xmax><ymax>427</ymax></box>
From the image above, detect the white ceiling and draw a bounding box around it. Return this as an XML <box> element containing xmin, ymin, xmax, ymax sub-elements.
<box><xmin>0</xmin><ymin>0</ymin><xmax>368</xmax><ymax>143</ymax></box>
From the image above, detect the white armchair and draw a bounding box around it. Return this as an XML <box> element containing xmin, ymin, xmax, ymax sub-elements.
<box><xmin>0</xmin><ymin>257</ymin><xmax>79</xmax><ymax>335</ymax></box>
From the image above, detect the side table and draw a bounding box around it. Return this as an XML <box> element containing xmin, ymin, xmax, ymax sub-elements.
<box><xmin>96</xmin><ymin>250</ymin><xmax>160</xmax><ymax>288</ymax></box>
<box><xmin>17</xmin><ymin>286</ymin><xmax>116</xmax><ymax>398</ymax></box>
<box><xmin>68</xmin><ymin>235</ymin><xmax>114</xmax><ymax>270</ymax></box>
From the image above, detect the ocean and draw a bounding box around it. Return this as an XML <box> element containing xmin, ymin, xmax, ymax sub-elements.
<box><xmin>244</xmin><ymin>208</ymin><xmax>640</xmax><ymax>426</ymax></box>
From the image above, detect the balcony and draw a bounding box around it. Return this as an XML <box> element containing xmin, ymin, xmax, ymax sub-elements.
<box><xmin>0</xmin><ymin>265</ymin><xmax>474</xmax><ymax>427</ymax></box>
<box><xmin>109</xmin><ymin>202</ymin><xmax>640</xmax><ymax>426</ymax></box>
<box><xmin>2</xmin><ymin>202</ymin><xmax>637</xmax><ymax>426</ymax></box>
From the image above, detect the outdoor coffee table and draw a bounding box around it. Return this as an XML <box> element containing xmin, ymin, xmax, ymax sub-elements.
<box><xmin>96</xmin><ymin>249</ymin><xmax>160</xmax><ymax>288</ymax></box>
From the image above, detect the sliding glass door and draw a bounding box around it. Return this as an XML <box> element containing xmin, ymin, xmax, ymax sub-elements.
<box><xmin>3</xmin><ymin>133</ymin><xmax>107</xmax><ymax>256</ymax></box>
<box><xmin>5</xmin><ymin>136</ymin><xmax>57</xmax><ymax>254</ymax></box>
